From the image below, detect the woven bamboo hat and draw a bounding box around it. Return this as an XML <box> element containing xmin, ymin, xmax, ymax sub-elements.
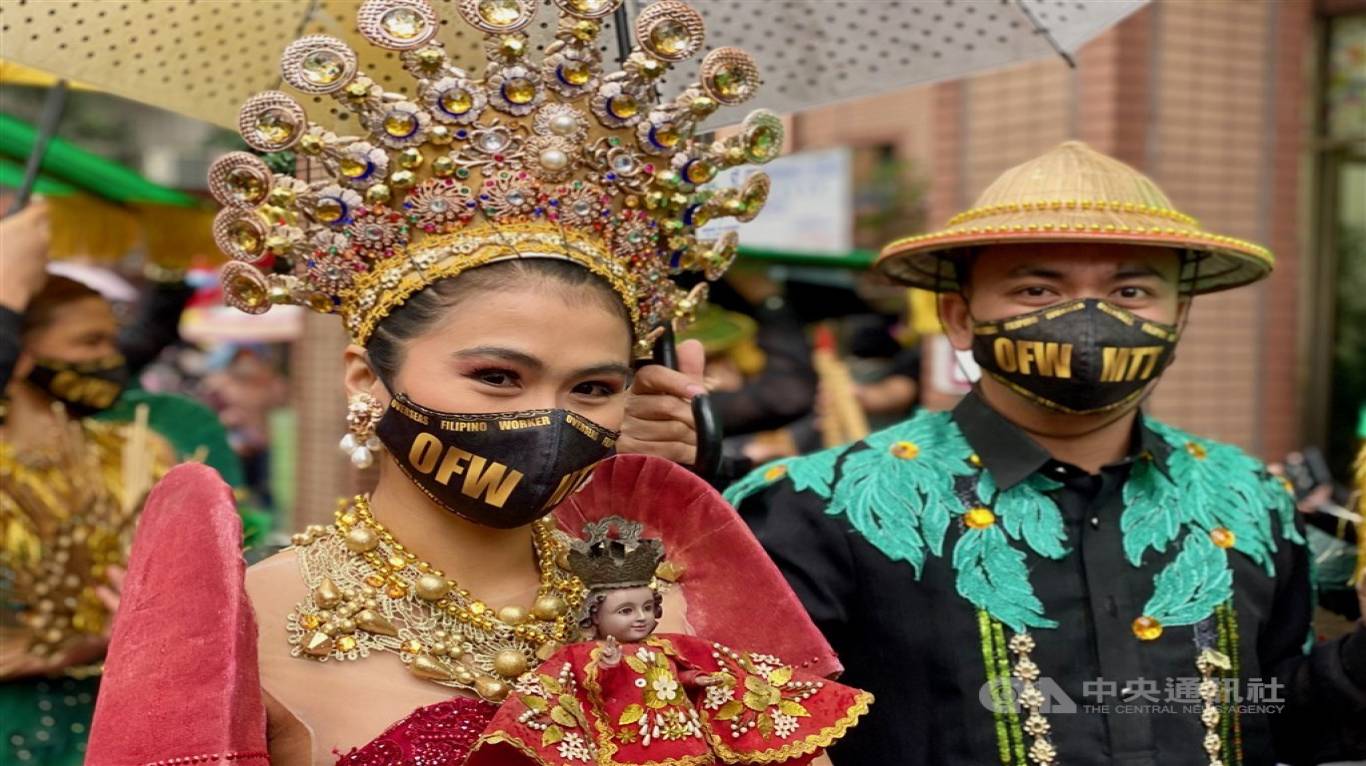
<box><xmin>877</xmin><ymin>141</ymin><xmax>1273</xmax><ymax>294</ymax></box>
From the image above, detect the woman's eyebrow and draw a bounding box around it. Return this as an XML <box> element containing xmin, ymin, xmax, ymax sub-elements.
<box><xmin>572</xmin><ymin>362</ymin><xmax>633</xmax><ymax>379</ymax></box>
<box><xmin>453</xmin><ymin>346</ymin><xmax>543</xmax><ymax>371</ymax></box>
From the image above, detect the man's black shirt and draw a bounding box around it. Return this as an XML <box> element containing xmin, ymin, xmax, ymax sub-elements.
<box><xmin>736</xmin><ymin>393</ymin><xmax>1366</xmax><ymax>765</ymax></box>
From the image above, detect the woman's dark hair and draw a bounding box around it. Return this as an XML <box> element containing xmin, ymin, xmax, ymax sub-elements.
<box><xmin>366</xmin><ymin>258</ymin><xmax>632</xmax><ymax>386</ymax></box>
<box><xmin>579</xmin><ymin>586</ymin><xmax>664</xmax><ymax>633</ymax></box>
<box><xmin>21</xmin><ymin>276</ymin><xmax>103</xmax><ymax>337</ymax></box>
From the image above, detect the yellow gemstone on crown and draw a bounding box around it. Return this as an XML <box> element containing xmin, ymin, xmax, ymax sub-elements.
<box><xmin>890</xmin><ymin>441</ymin><xmax>919</xmax><ymax>460</ymax></box>
<box><xmin>763</xmin><ymin>464</ymin><xmax>787</xmax><ymax>481</ymax></box>
<box><xmin>432</xmin><ymin>156</ymin><xmax>456</xmax><ymax>177</ymax></box>
<box><xmin>684</xmin><ymin>160</ymin><xmax>714</xmax><ymax>185</ymax></box>
<box><xmin>428</xmin><ymin>125</ymin><xmax>453</xmax><ymax>145</ymax></box>
<box><xmin>398</xmin><ymin>148</ymin><xmax>424</xmax><ymax>169</ymax></box>
<box><xmin>381</xmin><ymin>7</ymin><xmax>424</xmax><ymax>39</ymax></box>
<box><xmin>568</xmin><ymin>0</ymin><xmax>609</xmax><ymax>13</ymax></box>
<box><xmin>503</xmin><ymin>79</ymin><xmax>536</xmax><ymax>104</ymax></box>
<box><xmin>560</xmin><ymin>61</ymin><xmax>592</xmax><ymax>86</ymax></box>
<box><xmin>689</xmin><ymin>95</ymin><xmax>718</xmax><ymax>116</ymax></box>
<box><xmin>499</xmin><ymin>35</ymin><xmax>526</xmax><ymax>58</ymax></box>
<box><xmin>383</xmin><ymin>112</ymin><xmax>418</xmax><ymax>138</ymax></box>
<box><xmin>229</xmin><ymin>220</ymin><xmax>263</xmax><ymax>254</ymax></box>
<box><xmin>649</xmin><ymin>20</ymin><xmax>691</xmax><ymax>57</ymax></box>
<box><xmin>710</xmin><ymin>65</ymin><xmax>752</xmax><ymax>100</ymax></box>
<box><xmin>965</xmin><ymin>507</ymin><xmax>996</xmax><ymax>529</ymax></box>
<box><xmin>570</xmin><ymin>19</ymin><xmax>599</xmax><ymax>42</ymax></box>
<box><xmin>415</xmin><ymin>47</ymin><xmax>445</xmax><ymax>68</ymax></box>
<box><xmin>301</xmin><ymin>50</ymin><xmax>345</xmax><ymax>85</ymax></box>
<box><xmin>747</xmin><ymin>124</ymin><xmax>780</xmax><ymax>161</ymax></box>
<box><xmin>608</xmin><ymin>94</ymin><xmax>638</xmax><ymax>119</ymax></box>
<box><xmin>315</xmin><ymin>198</ymin><xmax>345</xmax><ymax>224</ymax></box>
<box><xmin>226</xmin><ymin>168</ymin><xmax>265</xmax><ymax>203</ymax></box>
<box><xmin>254</xmin><ymin>109</ymin><xmax>295</xmax><ymax>144</ymax></box>
<box><xmin>340</xmin><ymin>157</ymin><xmax>369</xmax><ymax>178</ymax></box>
<box><xmin>1132</xmin><ymin>615</ymin><xmax>1163</xmax><ymax>641</ymax></box>
<box><xmin>638</xmin><ymin>58</ymin><xmax>665</xmax><ymax>79</ymax></box>
<box><xmin>366</xmin><ymin>184</ymin><xmax>392</xmax><ymax>204</ymax></box>
<box><xmin>1185</xmin><ymin>442</ymin><xmax>1208</xmax><ymax>460</ymax></box>
<box><xmin>336</xmin><ymin>635</ymin><xmax>358</xmax><ymax>652</ymax></box>
<box><xmin>227</xmin><ymin>273</ymin><xmax>267</xmax><ymax>309</ymax></box>
<box><xmin>441</xmin><ymin>89</ymin><xmax>474</xmax><ymax>116</ymax></box>
<box><xmin>654</xmin><ymin>126</ymin><xmax>680</xmax><ymax>148</ymax></box>
<box><xmin>479</xmin><ymin>0</ymin><xmax>523</xmax><ymax>27</ymax></box>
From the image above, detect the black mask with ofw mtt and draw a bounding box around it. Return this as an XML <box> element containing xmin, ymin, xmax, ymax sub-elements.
<box><xmin>971</xmin><ymin>298</ymin><xmax>1179</xmax><ymax>414</ymax></box>
<box><xmin>374</xmin><ymin>393</ymin><xmax>619</xmax><ymax>529</ymax></box>
<box><xmin>25</xmin><ymin>354</ymin><xmax>129</xmax><ymax>419</ymax></box>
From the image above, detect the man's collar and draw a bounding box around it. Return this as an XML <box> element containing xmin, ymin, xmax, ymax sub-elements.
<box><xmin>951</xmin><ymin>390</ymin><xmax>1172</xmax><ymax>490</ymax></box>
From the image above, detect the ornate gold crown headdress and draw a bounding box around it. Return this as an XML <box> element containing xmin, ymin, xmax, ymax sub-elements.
<box><xmin>208</xmin><ymin>0</ymin><xmax>782</xmax><ymax>355</ymax></box>
<box><xmin>566</xmin><ymin>516</ymin><xmax>664</xmax><ymax>589</ymax></box>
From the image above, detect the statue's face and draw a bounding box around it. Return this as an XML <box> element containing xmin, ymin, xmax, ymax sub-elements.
<box><xmin>595</xmin><ymin>587</ymin><xmax>659</xmax><ymax>643</ymax></box>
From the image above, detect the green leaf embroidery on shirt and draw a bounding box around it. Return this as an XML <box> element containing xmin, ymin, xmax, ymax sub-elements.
<box><xmin>1261</xmin><ymin>471</ymin><xmax>1304</xmax><ymax>545</ymax></box>
<box><xmin>1142</xmin><ymin>531</ymin><xmax>1234</xmax><ymax>626</ymax></box>
<box><xmin>825</xmin><ymin>411</ymin><xmax>977</xmax><ymax>577</ymax></box>
<box><xmin>953</xmin><ymin>524</ymin><xmax>1059</xmax><ymax>632</ymax></box>
<box><xmin>978</xmin><ymin>471</ymin><xmax>1068</xmax><ymax>560</ymax></box>
<box><xmin>721</xmin><ymin>443</ymin><xmax>849</xmax><ymax>507</ymax></box>
<box><xmin>1122</xmin><ymin>421</ymin><xmax>1284</xmax><ymax>574</ymax></box>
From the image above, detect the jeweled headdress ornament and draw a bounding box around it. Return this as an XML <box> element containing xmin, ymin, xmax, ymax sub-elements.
<box><xmin>208</xmin><ymin>0</ymin><xmax>782</xmax><ymax>355</ymax></box>
<box><xmin>878</xmin><ymin>141</ymin><xmax>1274</xmax><ymax>294</ymax></box>
<box><xmin>567</xmin><ymin>516</ymin><xmax>664</xmax><ymax>590</ymax></box>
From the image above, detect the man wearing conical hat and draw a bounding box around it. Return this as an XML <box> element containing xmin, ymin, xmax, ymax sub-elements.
<box><xmin>725</xmin><ymin>142</ymin><xmax>1366</xmax><ymax>765</ymax></box>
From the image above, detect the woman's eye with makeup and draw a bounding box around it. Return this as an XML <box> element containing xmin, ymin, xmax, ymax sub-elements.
<box><xmin>472</xmin><ymin>368</ymin><xmax>519</xmax><ymax>388</ymax></box>
<box><xmin>572</xmin><ymin>380</ymin><xmax>621</xmax><ymax>398</ymax></box>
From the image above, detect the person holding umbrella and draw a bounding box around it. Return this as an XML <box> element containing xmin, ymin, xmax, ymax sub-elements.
<box><xmin>727</xmin><ymin>141</ymin><xmax>1366</xmax><ymax>765</ymax></box>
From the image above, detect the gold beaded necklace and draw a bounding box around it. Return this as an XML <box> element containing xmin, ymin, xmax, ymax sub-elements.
<box><xmin>287</xmin><ymin>495</ymin><xmax>585</xmax><ymax>702</ymax></box>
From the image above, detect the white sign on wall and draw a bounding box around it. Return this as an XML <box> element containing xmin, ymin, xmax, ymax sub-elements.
<box><xmin>696</xmin><ymin>146</ymin><xmax>852</xmax><ymax>255</ymax></box>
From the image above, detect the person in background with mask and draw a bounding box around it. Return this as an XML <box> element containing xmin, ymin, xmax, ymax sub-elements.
<box><xmin>727</xmin><ymin>142</ymin><xmax>1366</xmax><ymax>765</ymax></box>
<box><xmin>0</xmin><ymin>203</ymin><xmax>170</xmax><ymax>765</ymax></box>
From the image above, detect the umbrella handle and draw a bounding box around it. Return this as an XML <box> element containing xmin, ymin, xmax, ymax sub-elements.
<box><xmin>646</xmin><ymin>326</ymin><xmax>724</xmax><ymax>480</ymax></box>
<box><xmin>5</xmin><ymin>80</ymin><xmax>68</xmax><ymax>217</ymax></box>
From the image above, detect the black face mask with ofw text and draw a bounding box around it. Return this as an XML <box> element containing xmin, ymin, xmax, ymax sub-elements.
<box><xmin>25</xmin><ymin>354</ymin><xmax>129</xmax><ymax>419</ymax></box>
<box><xmin>970</xmin><ymin>298</ymin><xmax>1179</xmax><ymax>415</ymax></box>
<box><xmin>374</xmin><ymin>393</ymin><xmax>619</xmax><ymax>529</ymax></box>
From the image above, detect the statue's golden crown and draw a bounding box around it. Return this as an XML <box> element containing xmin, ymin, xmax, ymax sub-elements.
<box><xmin>208</xmin><ymin>0</ymin><xmax>782</xmax><ymax>353</ymax></box>
<box><xmin>567</xmin><ymin>517</ymin><xmax>664</xmax><ymax>590</ymax></box>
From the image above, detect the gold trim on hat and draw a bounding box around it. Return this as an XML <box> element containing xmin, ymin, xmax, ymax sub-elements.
<box><xmin>876</xmin><ymin>142</ymin><xmax>1273</xmax><ymax>295</ymax></box>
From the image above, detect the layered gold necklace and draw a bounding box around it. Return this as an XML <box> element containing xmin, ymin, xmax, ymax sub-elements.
<box><xmin>287</xmin><ymin>495</ymin><xmax>585</xmax><ymax>702</ymax></box>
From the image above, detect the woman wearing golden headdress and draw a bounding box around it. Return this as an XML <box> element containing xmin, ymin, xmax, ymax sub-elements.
<box><xmin>0</xmin><ymin>204</ymin><xmax>170</xmax><ymax>765</ymax></box>
<box><xmin>727</xmin><ymin>141</ymin><xmax>1366</xmax><ymax>764</ymax></box>
<box><xmin>83</xmin><ymin>1</ymin><xmax>858</xmax><ymax>764</ymax></box>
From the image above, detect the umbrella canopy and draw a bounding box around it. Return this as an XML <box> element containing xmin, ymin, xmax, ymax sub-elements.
<box><xmin>0</xmin><ymin>113</ymin><xmax>196</xmax><ymax>206</ymax></box>
<box><xmin>0</xmin><ymin>0</ymin><xmax>1146</xmax><ymax>131</ymax></box>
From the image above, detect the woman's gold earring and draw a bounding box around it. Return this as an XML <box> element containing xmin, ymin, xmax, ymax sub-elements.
<box><xmin>340</xmin><ymin>393</ymin><xmax>384</xmax><ymax>468</ymax></box>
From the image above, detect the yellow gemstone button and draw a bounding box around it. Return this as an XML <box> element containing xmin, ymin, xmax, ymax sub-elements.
<box><xmin>1132</xmin><ymin>615</ymin><xmax>1163</xmax><ymax>641</ymax></box>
